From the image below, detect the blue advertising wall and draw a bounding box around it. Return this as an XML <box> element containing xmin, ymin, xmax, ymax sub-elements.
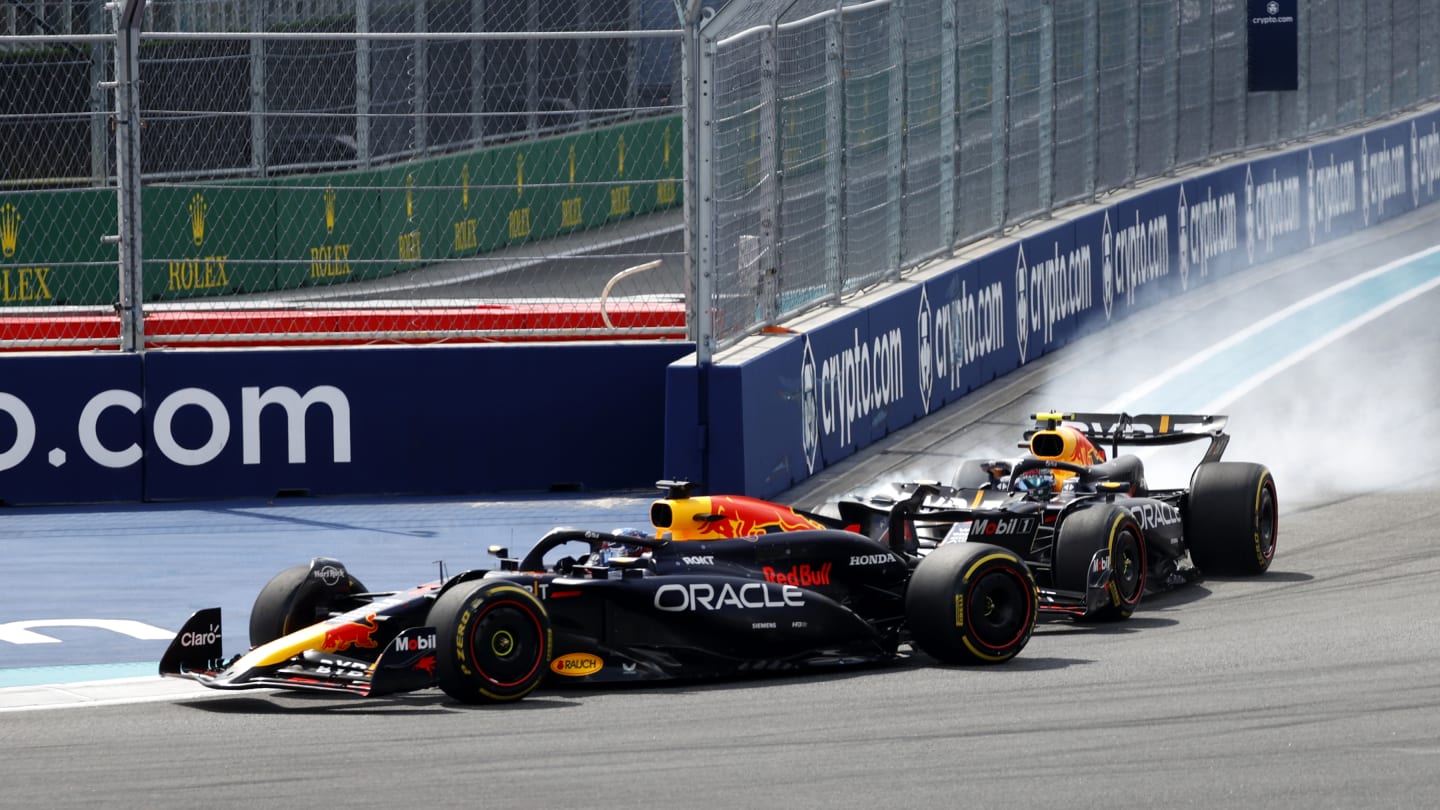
<box><xmin>665</xmin><ymin>105</ymin><xmax>1440</xmax><ymax>498</ymax></box>
<box><xmin>6</xmin><ymin>108</ymin><xmax>1440</xmax><ymax>505</ymax></box>
<box><xmin>0</xmin><ymin>354</ymin><xmax>146</xmax><ymax>504</ymax></box>
<box><xmin>0</xmin><ymin>343</ymin><xmax>690</xmax><ymax>505</ymax></box>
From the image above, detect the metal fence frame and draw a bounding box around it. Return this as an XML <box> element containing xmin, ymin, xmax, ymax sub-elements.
<box><xmin>2</xmin><ymin>0</ymin><xmax>688</xmax><ymax>350</ymax></box>
<box><xmin>5</xmin><ymin>0</ymin><xmax>1440</xmax><ymax>355</ymax></box>
<box><xmin>688</xmin><ymin>0</ymin><xmax>1440</xmax><ymax>361</ymax></box>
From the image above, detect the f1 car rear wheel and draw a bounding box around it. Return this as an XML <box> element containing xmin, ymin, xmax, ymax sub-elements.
<box><xmin>1053</xmin><ymin>504</ymin><xmax>1146</xmax><ymax>622</ymax></box>
<box><xmin>249</xmin><ymin>561</ymin><xmax>369</xmax><ymax>647</ymax></box>
<box><xmin>427</xmin><ymin>580</ymin><xmax>552</xmax><ymax>704</ymax></box>
<box><xmin>905</xmin><ymin>542</ymin><xmax>1037</xmax><ymax>664</ymax></box>
<box><xmin>1187</xmin><ymin>462</ymin><xmax>1278</xmax><ymax>576</ymax></box>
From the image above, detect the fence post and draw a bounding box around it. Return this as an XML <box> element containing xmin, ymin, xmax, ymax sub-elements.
<box><xmin>112</xmin><ymin>0</ymin><xmax>146</xmax><ymax>352</ymax></box>
<box><xmin>88</xmin><ymin>2</ymin><xmax>109</xmax><ymax>184</ymax></box>
<box><xmin>470</xmin><ymin>0</ymin><xmax>486</xmax><ymax>144</ymax></box>
<box><xmin>993</xmin><ymin>4</ymin><xmax>1009</xmax><ymax>227</ymax></box>
<box><xmin>759</xmin><ymin>23</ymin><xmax>779</xmax><ymax>323</ymax></box>
<box><xmin>885</xmin><ymin>0</ymin><xmax>903</xmax><ymax>280</ymax></box>
<box><xmin>824</xmin><ymin>6</ymin><xmax>842</xmax><ymax>300</ymax></box>
<box><xmin>1039</xmin><ymin>0</ymin><xmax>1054</xmax><ymax>213</ymax></box>
<box><xmin>685</xmin><ymin>0</ymin><xmax>715</xmax><ymax>365</ymax></box>
<box><xmin>357</xmin><ymin>0</ymin><xmax>372</xmax><ymax>166</ymax></box>
<box><xmin>939</xmin><ymin>0</ymin><xmax>956</xmax><ymax>246</ymax></box>
<box><xmin>415</xmin><ymin>0</ymin><xmax>429</xmax><ymax>152</ymax></box>
<box><xmin>249</xmin><ymin>0</ymin><xmax>267</xmax><ymax>174</ymax></box>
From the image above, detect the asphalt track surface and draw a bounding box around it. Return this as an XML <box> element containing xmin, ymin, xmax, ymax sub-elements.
<box><xmin>5</xmin><ymin>206</ymin><xmax>1440</xmax><ymax>808</ymax></box>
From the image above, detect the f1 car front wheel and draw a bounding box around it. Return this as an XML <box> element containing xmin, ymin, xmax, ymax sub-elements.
<box><xmin>904</xmin><ymin>542</ymin><xmax>1038</xmax><ymax>664</ymax></box>
<box><xmin>1053</xmin><ymin>504</ymin><xmax>1147</xmax><ymax>622</ymax></box>
<box><xmin>427</xmin><ymin>580</ymin><xmax>552</xmax><ymax>704</ymax></box>
<box><xmin>1186</xmin><ymin>462</ymin><xmax>1278</xmax><ymax>576</ymax></box>
<box><xmin>249</xmin><ymin>560</ymin><xmax>369</xmax><ymax>647</ymax></box>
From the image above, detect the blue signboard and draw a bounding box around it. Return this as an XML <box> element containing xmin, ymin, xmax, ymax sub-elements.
<box><xmin>1247</xmin><ymin>0</ymin><xmax>1298</xmax><ymax>92</ymax></box>
<box><xmin>0</xmin><ymin>354</ymin><xmax>144</xmax><ymax>505</ymax></box>
<box><xmin>1</xmin><ymin>343</ymin><xmax>687</xmax><ymax>505</ymax></box>
<box><xmin>140</xmin><ymin>344</ymin><xmax>690</xmax><ymax>500</ymax></box>
<box><xmin>14</xmin><ymin>107</ymin><xmax>1440</xmax><ymax>506</ymax></box>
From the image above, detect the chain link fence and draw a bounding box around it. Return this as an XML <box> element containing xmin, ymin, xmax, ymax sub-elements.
<box><xmin>2</xmin><ymin>0</ymin><xmax>687</xmax><ymax>349</ymax></box>
<box><xmin>693</xmin><ymin>0</ymin><xmax>1440</xmax><ymax>355</ymax></box>
<box><xmin>4</xmin><ymin>1</ymin><xmax>1440</xmax><ymax>352</ymax></box>
<box><xmin>1</xmin><ymin>7</ymin><xmax>115</xmax><ymax>349</ymax></box>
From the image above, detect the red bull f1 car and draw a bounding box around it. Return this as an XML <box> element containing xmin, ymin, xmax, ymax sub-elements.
<box><xmin>833</xmin><ymin>412</ymin><xmax>1278</xmax><ymax>622</ymax></box>
<box><xmin>160</xmin><ymin>483</ymin><xmax>1044</xmax><ymax>704</ymax></box>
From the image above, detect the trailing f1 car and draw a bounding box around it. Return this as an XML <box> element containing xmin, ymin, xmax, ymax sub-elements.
<box><xmin>835</xmin><ymin>412</ymin><xmax>1278</xmax><ymax>622</ymax></box>
<box><xmin>160</xmin><ymin>482</ymin><xmax>1042</xmax><ymax>704</ymax></box>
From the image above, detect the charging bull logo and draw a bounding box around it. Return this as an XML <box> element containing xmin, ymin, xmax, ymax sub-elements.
<box><xmin>680</xmin><ymin>497</ymin><xmax>825</xmax><ymax>540</ymax></box>
<box><xmin>320</xmin><ymin>613</ymin><xmax>379</xmax><ymax>653</ymax></box>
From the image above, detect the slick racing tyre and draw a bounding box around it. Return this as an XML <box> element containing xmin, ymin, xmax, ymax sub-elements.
<box><xmin>428</xmin><ymin>580</ymin><xmax>552</xmax><ymax>704</ymax></box>
<box><xmin>1053</xmin><ymin>504</ymin><xmax>1146</xmax><ymax>622</ymax></box>
<box><xmin>249</xmin><ymin>560</ymin><xmax>369</xmax><ymax>647</ymax></box>
<box><xmin>1186</xmin><ymin>462</ymin><xmax>1278</xmax><ymax>576</ymax></box>
<box><xmin>905</xmin><ymin>542</ymin><xmax>1037</xmax><ymax>664</ymax></box>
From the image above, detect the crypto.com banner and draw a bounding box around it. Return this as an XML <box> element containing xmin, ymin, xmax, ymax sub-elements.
<box><xmin>667</xmin><ymin>106</ymin><xmax>1440</xmax><ymax>497</ymax></box>
<box><xmin>0</xmin><ymin>343</ymin><xmax>688</xmax><ymax>505</ymax></box>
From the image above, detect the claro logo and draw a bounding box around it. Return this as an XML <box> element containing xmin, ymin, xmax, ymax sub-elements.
<box><xmin>0</xmin><ymin>385</ymin><xmax>351</xmax><ymax>472</ymax></box>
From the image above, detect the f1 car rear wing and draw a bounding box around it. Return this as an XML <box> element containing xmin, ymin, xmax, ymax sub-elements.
<box><xmin>1023</xmin><ymin>412</ymin><xmax>1230</xmax><ymax>464</ymax></box>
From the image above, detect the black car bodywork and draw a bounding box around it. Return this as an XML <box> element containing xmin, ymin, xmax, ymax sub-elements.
<box><xmin>833</xmin><ymin>412</ymin><xmax>1279</xmax><ymax>622</ymax></box>
<box><xmin>161</xmin><ymin>485</ymin><xmax>1042</xmax><ymax>704</ymax></box>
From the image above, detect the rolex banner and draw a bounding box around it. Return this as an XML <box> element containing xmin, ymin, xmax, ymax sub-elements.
<box><xmin>1247</xmin><ymin>0</ymin><xmax>1298</xmax><ymax>92</ymax></box>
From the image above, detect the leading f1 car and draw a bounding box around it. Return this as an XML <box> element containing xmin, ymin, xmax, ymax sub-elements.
<box><xmin>834</xmin><ymin>412</ymin><xmax>1278</xmax><ymax>622</ymax></box>
<box><xmin>161</xmin><ymin>483</ymin><xmax>1043</xmax><ymax>704</ymax></box>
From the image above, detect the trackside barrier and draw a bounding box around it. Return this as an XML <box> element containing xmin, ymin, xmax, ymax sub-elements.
<box><xmin>0</xmin><ymin>342</ymin><xmax>690</xmax><ymax>505</ymax></box>
<box><xmin>3</xmin><ymin>107</ymin><xmax>1436</xmax><ymax>506</ymax></box>
<box><xmin>663</xmin><ymin>106</ymin><xmax>1440</xmax><ymax>498</ymax></box>
<box><xmin>0</xmin><ymin>302</ymin><xmax>686</xmax><ymax>351</ymax></box>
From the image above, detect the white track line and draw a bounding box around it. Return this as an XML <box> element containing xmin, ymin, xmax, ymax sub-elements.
<box><xmin>1101</xmin><ymin>244</ymin><xmax>1440</xmax><ymax>412</ymax></box>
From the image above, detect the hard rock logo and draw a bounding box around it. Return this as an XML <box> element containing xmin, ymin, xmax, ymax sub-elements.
<box><xmin>0</xmin><ymin>203</ymin><xmax>19</xmax><ymax>258</ymax></box>
<box><xmin>189</xmin><ymin>193</ymin><xmax>208</xmax><ymax>246</ymax></box>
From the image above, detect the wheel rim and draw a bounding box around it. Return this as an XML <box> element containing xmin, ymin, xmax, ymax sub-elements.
<box><xmin>467</xmin><ymin>599</ymin><xmax>545</xmax><ymax>689</ymax></box>
<box><xmin>1257</xmin><ymin>481</ymin><xmax>1278</xmax><ymax>560</ymax></box>
<box><xmin>965</xmin><ymin>566</ymin><xmax>1033</xmax><ymax>651</ymax></box>
<box><xmin>1111</xmin><ymin>527</ymin><xmax>1145</xmax><ymax>606</ymax></box>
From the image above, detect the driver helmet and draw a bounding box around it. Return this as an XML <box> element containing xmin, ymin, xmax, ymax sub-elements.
<box><xmin>1013</xmin><ymin>468</ymin><xmax>1058</xmax><ymax>495</ymax></box>
<box><xmin>598</xmin><ymin>527</ymin><xmax>651</xmax><ymax>564</ymax></box>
